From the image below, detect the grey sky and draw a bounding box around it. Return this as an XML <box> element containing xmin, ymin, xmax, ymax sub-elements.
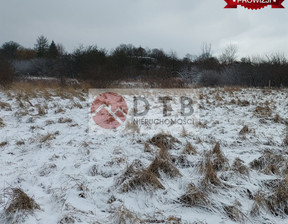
<box><xmin>0</xmin><ymin>0</ymin><xmax>287</xmax><ymax>58</ymax></box>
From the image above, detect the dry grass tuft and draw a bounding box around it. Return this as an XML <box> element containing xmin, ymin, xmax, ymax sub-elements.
<box><xmin>180</xmin><ymin>126</ymin><xmax>188</xmax><ymax>137</ymax></box>
<box><xmin>166</xmin><ymin>216</ymin><xmax>181</xmax><ymax>224</ymax></box>
<box><xmin>36</xmin><ymin>104</ymin><xmax>47</xmax><ymax>116</ymax></box>
<box><xmin>0</xmin><ymin>141</ymin><xmax>8</xmax><ymax>147</ymax></box>
<box><xmin>111</xmin><ymin>205</ymin><xmax>141</xmax><ymax>224</ymax></box>
<box><xmin>266</xmin><ymin>180</ymin><xmax>288</xmax><ymax>216</ymax></box>
<box><xmin>89</xmin><ymin>164</ymin><xmax>98</xmax><ymax>176</ymax></box>
<box><xmin>212</xmin><ymin>142</ymin><xmax>221</xmax><ymax>154</ymax></box>
<box><xmin>149</xmin><ymin>133</ymin><xmax>180</xmax><ymax>150</ymax></box>
<box><xmin>284</xmin><ymin>127</ymin><xmax>288</xmax><ymax>146</ymax></box>
<box><xmin>211</xmin><ymin>142</ymin><xmax>230</xmax><ymax>171</ymax></box>
<box><xmin>58</xmin><ymin>117</ymin><xmax>73</xmax><ymax>123</ymax></box>
<box><xmin>71</xmin><ymin>100</ymin><xmax>83</xmax><ymax>109</ymax></box>
<box><xmin>0</xmin><ymin>117</ymin><xmax>5</xmax><ymax>128</ymax></box>
<box><xmin>237</xmin><ymin>99</ymin><xmax>250</xmax><ymax>107</ymax></box>
<box><xmin>250</xmin><ymin>151</ymin><xmax>286</xmax><ymax>175</ymax></box>
<box><xmin>274</xmin><ymin>114</ymin><xmax>282</xmax><ymax>123</ymax></box>
<box><xmin>178</xmin><ymin>183</ymin><xmax>209</xmax><ymax>208</ymax></box>
<box><xmin>199</xmin><ymin>153</ymin><xmax>222</xmax><ymax>188</ymax></box>
<box><xmin>45</xmin><ymin>120</ymin><xmax>55</xmax><ymax>126</ymax></box>
<box><xmin>5</xmin><ymin>188</ymin><xmax>40</xmax><ymax>214</ymax></box>
<box><xmin>239</xmin><ymin>125</ymin><xmax>249</xmax><ymax>135</ymax></box>
<box><xmin>39</xmin><ymin>131</ymin><xmax>59</xmax><ymax>143</ymax></box>
<box><xmin>254</xmin><ymin>105</ymin><xmax>272</xmax><ymax>117</ymax></box>
<box><xmin>250</xmin><ymin>191</ymin><xmax>266</xmax><ymax>217</ymax></box>
<box><xmin>16</xmin><ymin>140</ymin><xmax>25</xmax><ymax>146</ymax></box>
<box><xmin>223</xmin><ymin>204</ymin><xmax>245</xmax><ymax>223</ymax></box>
<box><xmin>0</xmin><ymin>101</ymin><xmax>12</xmax><ymax>111</ymax></box>
<box><xmin>147</xmin><ymin>157</ymin><xmax>181</xmax><ymax>178</ymax></box>
<box><xmin>158</xmin><ymin>145</ymin><xmax>171</xmax><ymax>161</ymax></box>
<box><xmin>251</xmin><ymin>179</ymin><xmax>288</xmax><ymax>216</ymax></box>
<box><xmin>232</xmin><ymin>158</ymin><xmax>249</xmax><ymax>176</ymax></box>
<box><xmin>182</xmin><ymin>142</ymin><xmax>197</xmax><ymax>155</ymax></box>
<box><xmin>117</xmin><ymin>160</ymin><xmax>165</xmax><ymax>192</ymax></box>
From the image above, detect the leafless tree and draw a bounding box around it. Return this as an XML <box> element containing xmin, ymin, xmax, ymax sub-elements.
<box><xmin>219</xmin><ymin>44</ymin><xmax>238</xmax><ymax>65</ymax></box>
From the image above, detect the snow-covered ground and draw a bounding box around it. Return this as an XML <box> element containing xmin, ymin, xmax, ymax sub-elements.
<box><xmin>0</xmin><ymin>87</ymin><xmax>288</xmax><ymax>224</ymax></box>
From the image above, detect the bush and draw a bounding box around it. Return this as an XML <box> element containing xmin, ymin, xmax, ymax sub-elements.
<box><xmin>0</xmin><ymin>54</ymin><xmax>14</xmax><ymax>85</ymax></box>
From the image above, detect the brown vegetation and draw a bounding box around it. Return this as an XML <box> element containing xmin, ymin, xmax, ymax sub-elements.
<box><xmin>5</xmin><ymin>188</ymin><xmax>40</xmax><ymax>214</ymax></box>
<box><xmin>148</xmin><ymin>133</ymin><xmax>180</xmax><ymax>150</ymax></box>
<box><xmin>179</xmin><ymin>183</ymin><xmax>209</xmax><ymax>208</ymax></box>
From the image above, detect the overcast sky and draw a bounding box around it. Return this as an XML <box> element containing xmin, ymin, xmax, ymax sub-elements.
<box><xmin>1</xmin><ymin>0</ymin><xmax>287</xmax><ymax>59</ymax></box>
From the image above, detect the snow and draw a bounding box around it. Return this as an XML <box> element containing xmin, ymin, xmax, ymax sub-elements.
<box><xmin>0</xmin><ymin>87</ymin><xmax>288</xmax><ymax>223</ymax></box>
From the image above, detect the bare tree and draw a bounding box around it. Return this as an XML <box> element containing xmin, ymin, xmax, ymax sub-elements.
<box><xmin>199</xmin><ymin>42</ymin><xmax>212</xmax><ymax>60</ymax></box>
<box><xmin>219</xmin><ymin>44</ymin><xmax>238</xmax><ymax>65</ymax></box>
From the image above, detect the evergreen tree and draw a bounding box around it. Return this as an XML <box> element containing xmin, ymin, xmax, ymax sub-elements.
<box><xmin>35</xmin><ymin>35</ymin><xmax>49</xmax><ymax>57</ymax></box>
<box><xmin>48</xmin><ymin>41</ymin><xmax>59</xmax><ymax>58</ymax></box>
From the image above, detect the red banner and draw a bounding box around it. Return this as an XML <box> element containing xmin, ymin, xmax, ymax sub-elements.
<box><xmin>224</xmin><ymin>0</ymin><xmax>284</xmax><ymax>9</ymax></box>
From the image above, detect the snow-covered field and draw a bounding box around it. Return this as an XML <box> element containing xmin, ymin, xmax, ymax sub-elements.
<box><xmin>0</xmin><ymin>86</ymin><xmax>288</xmax><ymax>224</ymax></box>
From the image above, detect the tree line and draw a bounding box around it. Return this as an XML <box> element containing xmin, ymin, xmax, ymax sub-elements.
<box><xmin>0</xmin><ymin>36</ymin><xmax>288</xmax><ymax>87</ymax></box>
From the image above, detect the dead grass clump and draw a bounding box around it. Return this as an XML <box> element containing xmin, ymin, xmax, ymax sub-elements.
<box><xmin>5</xmin><ymin>188</ymin><xmax>40</xmax><ymax>214</ymax></box>
<box><xmin>274</xmin><ymin>114</ymin><xmax>282</xmax><ymax>123</ymax></box>
<box><xmin>250</xmin><ymin>191</ymin><xmax>266</xmax><ymax>217</ymax></box>
<box><xmin>180</xmin><ymin>126</ymin><xmax>188</xmax><ymax>137</ymax></box>
<box><xmin>89</xmin><ymin>164</ymin><xmax>98</xmax><ymax>176</ymax></box>
<box><xmin>149</xmin><ymin>133</ymin><xmax>180</xmax><ymax>150</ymax></box>
<box><xmin>199</xmin><ymin>154</ymin><xmax>222</xmax><ymax>188</ymax></box>
<box><xmin>223</xmin><ymin>204</ymin><xmax>245</xmax><ymax>223</ymax></box>
<box><xmin>211</xmin><ymin>142</ymin><xmax>230</xmax><ymax>171</ymax></box>
<box><xmin>0</xmin><ymin>141</ymin><xmax>8</xmax><ymax>147</ymax></box>
<box><xmin>58</xmin><ymin>117</ymin><xmax>73</xmax><ymax>123</ymax></box>
<box><xmin>229</xmin><ymin>99</ymin><xmax>236</xmax><ymax>104</ymax></box>
<box><xmin>182</xmin><ymin>142</ymin><xmax>197</xmax><ymax>155</ymax></box>
<box><xmin>40</xmin><ymin>132</ymin><xmax>58</xmax><ymax>143</ymax></box>
<box><xmin>117</xmin><ymin>160</ymin><xmax>165</xmax><ymax>192</ymax></box>
<box><xmin>251</xmin><ymin>180</ymin><xmax>288</xmax><ymax>217</ymax></box>
<box><xmin>16</xmin><ymin>140</ymin><xmax>25</xmax><ymax>146</ymax></box>
<box><xmin>122</xmin><ymin>170</ymin><xmax>165</xmax><ymax>192</ymax></box>
<box><xmin>284</xmin><ymin>129</ymin><xmax>288</xmax><ymax>146</ymax></box>
<box><xmin>265</xmin><ymin>180</ymin><xmax>288</xmax><ymax>216</ymax></box>
<box><xmin>166</xmin><ymin>216</ymin><xmax>181</xmax><ymax>224</ymax></box>
<box><xmin>71</xmin><ymin>100</ymin><xmax>83</xmax><ymax>109</ymax></box>
<box><xmin>58</xmin><ymin>215</ymin><xmax>76</xmax><ymax>224</ymax></box>
<box><xmin>254</xmin><ymin>105</ymin><xmax>272</xmax><ymax>117</ymax></box>
<box><xmin>144</xmin><ymin>142</ymin><xmax>152</xmax><ymax>153</ymax></box>
<box><xmin>237</xmin><ymin>99</ymin><xmax>250</xmax><ymax>107</ymax></box>
<box><xmin>45</xmin><ymin>120</ymin><xmax>55</xmax><ymax>125</ymax></box>
<box><xmin>239</xmin><ymin>125</ymin><xmax>249</xmax><ymax>135</ymax></box>
<box><xmin>0</xmin><ymin>117</ymin><xmax>5</xmax><ymax>127</ymax></box>
<box><xmin>232</xmin><ymin>158</ymin><xmax>249</xmax><ymax>176</ymax></box>
<box><xmin>147</xmin><ymin>157</ymin><xmax>181</xmax><ymax>178</ymax></box>
<box><xmin>111</xmin><ymin>206</ymin><xmax>141</xmax><ymax>224</ymax></box>
<box><xmin>158</xmin><ymin>145</ymin><xmax>171</xmax><ymax>161</ymax></box>
<box><xmin>178</xmin><ymin>183</ymin><xmax>209</xmax><ymax>208</ymax></box>
<box><xmin>0</xmin><ymin>101</ymin><xmax>11</xmax><ymax>111</ymax></box>
<box><xmin>250</xmin><ymin>151</ymin><xmax>286</xmax><ymax>175</ymax></box>
<box><xmin>36</xmin><ymin>104</ymin><xmax>47</xmax><ymax>115</ymax></box>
